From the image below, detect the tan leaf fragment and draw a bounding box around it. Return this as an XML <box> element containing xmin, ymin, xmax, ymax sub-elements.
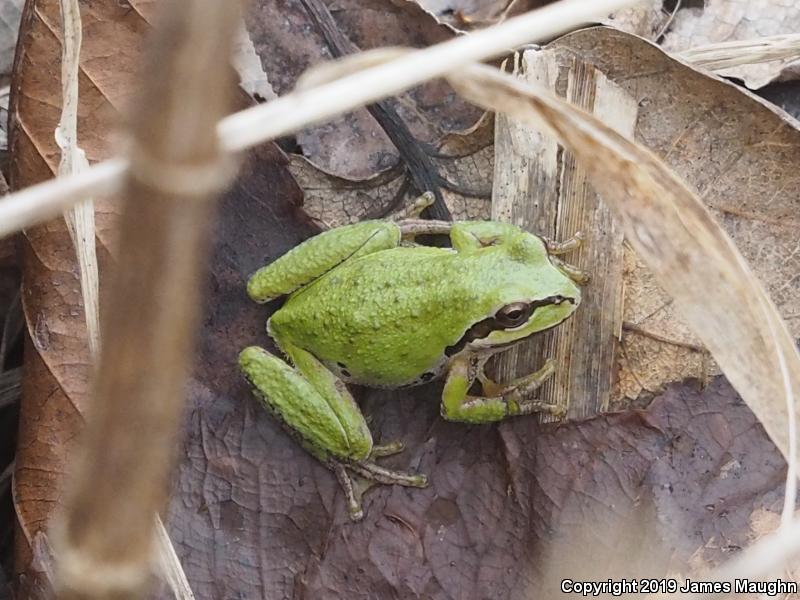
<box><xmin>603</xmin><ymin>0</ymin><xmax>666</xmax><ymax>40</ymax></box>
<box><xmin>662</xmin><ymin>0</ymin><xmax>800</xmax><ymax>89</ymax></box>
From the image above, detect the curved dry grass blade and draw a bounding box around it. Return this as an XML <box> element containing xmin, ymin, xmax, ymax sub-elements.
<box><xmin>56</xmin><ymin>0</ymin><xmax>100</xmax><ymax>359</ymax></box>
<box><xmin>448</xmin><ymin>63</ymin><xmax>800</xmax><ymax>473</ymax></box>
<box><xmin>682</xmin><ymin>33</ymin><xmax>800</xmax><ymax>71</ymax></box>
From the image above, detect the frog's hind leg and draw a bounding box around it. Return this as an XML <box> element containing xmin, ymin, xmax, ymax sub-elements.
<box><xmin>246</xmin><ymin>220</ymin><xmax>402</xmax><ymax>303</ymax></box>
<box><xmin>239</xmin><ymin>343</ymin><xmax>427</xmax><ymax>521</ymax></box>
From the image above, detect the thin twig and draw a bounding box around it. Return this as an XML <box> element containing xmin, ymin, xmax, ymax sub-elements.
<box><xmin>622</xmin><ymin>321</ymin><xmax>705</xmax><ymax>352</ymax></box>
<box><xmin>654</xmin><ymin>0</ymin><xmax>680</xmax><ymax>42</ymax></box>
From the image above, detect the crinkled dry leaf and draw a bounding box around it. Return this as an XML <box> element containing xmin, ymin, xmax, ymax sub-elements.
<box><xmin>602</xmin><ymin>0</ymin><xmax>665</xmax><ymax>39</ymax></box>
<box><xmin>244</xmin><ymin>0</ymin><xmax>482</xmax><ymax>178</ymax></box>
<box><xmin>166</xmin><ymin>149</ymin><xmax>794</xmax><ymax>596</ymax></box>
<box><xmin>662</xmin><ymin>0</ymin><xmax>800</xmax><ymax>88</ymax></box>
<box><xmin>10</xmin><ymin>0</ymin><xmax>127</xmax><ymax>582</ymax></box>
<box><xmin>9</xmin><ymin>0</ymin><xmax>196</xmax><ymax>594</ymax></box>
<box><xmin>295</xmin><ymin>113</ymin><xmax>494</xmax><ymax>226</ymax></box>
<box><xmin>543</xmin><ymin>27</ymin><xmax>800</xmax><ymax>401</ymax></box>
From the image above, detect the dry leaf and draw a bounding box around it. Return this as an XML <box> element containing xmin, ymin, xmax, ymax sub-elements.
<box><xmin>602</xmin><ymin>0</ymin><xmax>665</xmax><ymax>39</ymax></box>
<box><xmin>540</xmin><ymin>27</ymin><xmax>800</xmax><ymax>400</ymax></box>
<box><xmin>294</xmin><ymin>112</ymin><xmax>494</xmax><ymax>226</ymax></box>
<box><xmin>9</xmin><ymin>0</ymin><xmax>197</xmax><ymax>594</ymax></box>
<box><xmin>661</xmin><ymin>0</ymin><xmax>800</xmax><ymax>89</ymax></box>
<box><xmin>244</xmin><ymin>0</ymin><xmax>482</xmax><ymax>179</ymax></box>
<box><xmin>164</xmin><ymin>147</ymin><xmax>795</xmax><ymax>596</ymax></box>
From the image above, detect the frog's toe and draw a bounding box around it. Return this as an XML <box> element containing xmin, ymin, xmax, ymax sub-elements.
<box><xmin>350</xmin><ymin>460</ymin><xmax>429</xmax><ymax>488</ymax></box>
<box><xmin>369</xmin><ymin>440</ymin><xmax>405</xmax><ymax>458</ymax></box>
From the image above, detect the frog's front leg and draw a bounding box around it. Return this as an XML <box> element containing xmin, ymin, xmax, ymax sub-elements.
<box><xmin>239</xmin><ymin>340</ymin><xmax>427</xmax><ymax>521</ymax></box>
<box><xmin>441</xmin><ymin>353</ymin><xmax>564</xmax><ymax>423</ymax></box>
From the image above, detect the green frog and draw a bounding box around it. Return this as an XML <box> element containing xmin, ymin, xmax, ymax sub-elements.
<box><xmin>240</xmin><ymin>216</ymin><xmax>584</xmax><ymax>520</ymax></box>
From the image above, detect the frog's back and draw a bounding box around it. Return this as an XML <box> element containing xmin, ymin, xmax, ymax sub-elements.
<box><xmin>269</xmin><ymin>246</ymin><xmax>493</xmax><ymax>387</ymax></box>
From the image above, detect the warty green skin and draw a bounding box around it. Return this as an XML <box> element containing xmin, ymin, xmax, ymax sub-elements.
<box><xmin>269</xmin><ymin>241</ymin><xmax>578</xmax><ymax>388</ymax></box>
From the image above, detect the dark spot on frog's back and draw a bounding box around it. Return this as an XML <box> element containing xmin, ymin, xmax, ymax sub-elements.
<box><xmin>421</xmin><ymin>371</ymin><xmax>435</xmax><ymax>382</ymax></box>
<box><xmin>337</xmin><ymin>362</ymin><xmax>351</xmax><ymax>377</ymax></box>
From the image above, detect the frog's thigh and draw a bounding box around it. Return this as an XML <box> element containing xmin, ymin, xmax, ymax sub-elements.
<box><xmin>239</xmin><ymin>346</ymin><xmax>373</xmax><ymax>461</ymax></box>
<box><xmin>247</xmin><ymin>220</ymin><xmax>401</xmax><ymax>303</ymax></box>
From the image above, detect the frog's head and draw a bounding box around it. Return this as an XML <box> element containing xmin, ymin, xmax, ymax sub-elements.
<box><xmin>464</xmin><ymin>229</ymin><xmax>582</xmax><ymax>352</ymax></box>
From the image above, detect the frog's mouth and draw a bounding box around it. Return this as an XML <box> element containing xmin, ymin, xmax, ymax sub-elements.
<box><xmin>445</xmin><ymin>295</ymin><xmax>575</xmax><ymax>357</ymax></box>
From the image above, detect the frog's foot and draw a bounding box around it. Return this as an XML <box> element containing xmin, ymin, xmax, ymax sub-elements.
<box><xmin>512</xmin><ymin>398</ymin><xmax>568</xmax><ymax>419</ymax></box>
<box><xmin>478</xmin><ymin>357</ymin><xmax>556</xmax><ymax>397</ymax></box>
<box><xmin>388</xmin><ymin>191</ymin><xmax>435</xmax><ymax>221</ymax></box>
<box><xmin>397</xmin><ymin>218</ymin><xmax>453</xmax><ymax>239</ymax></box>
<box><xmin>330</xmin><ymin>456</ymin><xmax>428</xmax><ymax>521</ymax></box>
<box><xmin>549</xmin><ymin>255</ymin><xmax>590</xmax><ymax>285</ymax></box>
<box><xmin>369</xmin><ymin>440</ymin><xmax>406</xmax><ymax>458</ymax></box>
<box><xmin>331</xmin><ymin>461</ymin><xmax>365</xmax><ymax>521</ymax></box>
<box><xmin>349</xmin><ymin>460</ymin><xmax>428</xmax><ymax>488</ymax></box>
<box><xmin>544</xmin><ymin>231</ymin><xmax>583</xmax><ymax>255</ymax></box>
<box><xmin>504</xmin><ymin>359</ymin><xmax>566</xmax><ymax>419</ymax></box>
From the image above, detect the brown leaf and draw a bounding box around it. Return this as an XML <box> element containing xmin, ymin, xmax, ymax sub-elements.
<box><xmin>10</xmin><ymin>0</ymin><xmax>135</xmax><ymax>581</ymax></box>
<box><xmin>295</xmin><ymin>112</ymin><xmax>494</xmax><ymax>226</ymax></box>
<box><xmin>289</xmin><ymin>378</ymin><xmax>784</xmax><ymax>599</ymax></box>
<box><xmin>244</xmin><ymin>0</ymin><xmax>482</xmax><ymax>179</ymax></box>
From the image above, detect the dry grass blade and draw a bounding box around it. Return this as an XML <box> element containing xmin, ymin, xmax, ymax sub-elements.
<box><xmin>55</xmin><ymin>0</ymin><xmax>100</xmax><ymax>358</ymax></box>
<box><xmin>0</xmin><ymin>0</ymin><xmax>638</xmax><ymax>239</ymax></box>
<box><xmin>682</xmin><ymin>33</ymin><xmax>800</xmax><ymax>71</ymax></box>
<box><xmin>51</xmin><ymin>0</ymin><xmax>241</xmax><ymax>597</ymax></box>
<box><xmin>448</xmin><ymin>63</ymin><xmax>800</xmax><ymax>474</ymax></box>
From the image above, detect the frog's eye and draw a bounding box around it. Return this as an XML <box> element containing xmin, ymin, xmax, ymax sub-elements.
<box><xmin>496</xmin><ymin>302</ymin><xmax>531</xmax><ymax>328</ymax></box>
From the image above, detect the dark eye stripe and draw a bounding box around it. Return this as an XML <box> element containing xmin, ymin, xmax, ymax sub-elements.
<box><xmin>444</xmin><ymin>295</ymin><xmax>574</xmax><ymax>357</ymax></box>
